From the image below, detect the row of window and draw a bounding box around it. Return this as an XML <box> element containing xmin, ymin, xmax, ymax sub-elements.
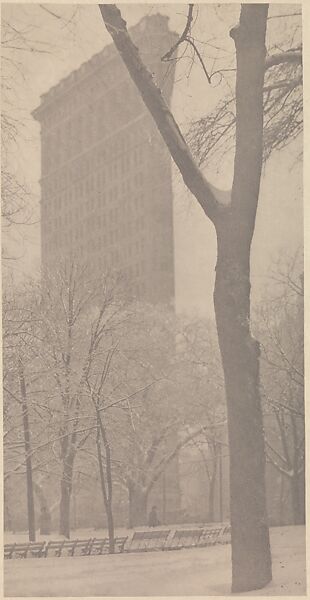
<box><xmin>43</xmin><ymin>237</ymin><xmax>172</xmax><ymax>283</ymax></box>
<box><xmin>41</xmin><ymin>125</ymin><xmax>155</xmax><ymax>196</ymax></box>
<box><xmin>42</xmin><ymin>173</ymin><xmax>148</xmax><ymax>222</ymax></box>
<box><xmin>43</xmin><ymin>212</ymin><xmax>149</xmax><ymax>250</ymax></box>
<box><xmin>42</xmin><ymin>195</ymin><xmax>173</xmax><ymax>248</ymax></box>
<box><xmin>41</xmin><ymin>87</ymin><xmax>146</xmax><ymax>173</ymax></box>
<box><xmin>41</xmin><ymin>153</ymin><xmax>171</xmax><ymax>212</ymax></box>
<box><xmin>42</xmin><ymin>221</ymin><xmax>171</xmax><ymax>254</ymax></box>
<box><xmin>42</xmin><ymin>187</ymin><xmax>148</xmax><ymax>231</ymax></box>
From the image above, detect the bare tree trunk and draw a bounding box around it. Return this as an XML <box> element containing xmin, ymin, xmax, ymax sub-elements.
<box><xmin>59</xmin><ymin>452</ymin><xmax>75</xmax><ymax>538</ymax></box>
<box><xmin>96</xmin><ymin>429</ymin><xmax>115</xmax><ymax>553</ymax></box>
<box><xmin>214</xmin><ymin>227</ymin><xmax>271</xmax><ymax>592</ymax></box>
<box><xmin>291</xmin><ymin>412</ymin><xmax>305</xmax><ymax>525</ymax></box>
<box><xmin>128</xmin><ymin>483</ymin><xmax>148</xmax><ymax>528</ymax></box>
<box><xmin>219</xmin><ymin>444</ymin><xmax>223</xmax><ymax>522</ymax></box>
<box><xmin>4</xmin><ymin>482</ymin><xmax>13</xmax><ymax>532</ymax></box>
<box><xmin>290</xmin><ymin>473</ymin><xmax>304</xmax><ymax>525</ymax></box>
<box><xmin>97</xmin><ymin>411</ymin><xmax>115</xmax><ymax>553</ymax></box>
<box><xmin>207</xmin><ymin>460</ymin><xmax>218</xmax><ymax>523</ymax></box>
<box><xmin>279</xmin><ymin>472</ymin><xmax>285</xmax><ymax>525</ymax></box>
<box><xmin>213</xmin><ymin>6</ymin><xmax>271</xmax><ymax>592</ymax></box>
<box><xmin>19</xmin><ymin>362</ymin><xmax>36</xmax><ymax>542</ymax></box>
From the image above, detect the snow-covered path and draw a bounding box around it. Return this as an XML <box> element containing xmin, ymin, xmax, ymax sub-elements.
<box><xmin>4</xmin><ymin>526</ymin><xmax>306</xmax><ymax>596</ymax></box>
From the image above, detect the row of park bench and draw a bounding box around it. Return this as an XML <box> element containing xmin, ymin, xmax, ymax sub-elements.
<box><xmin>4</xmin><ymin>524</ymin><xmax>231</xmax><ymax>559</ymax></box>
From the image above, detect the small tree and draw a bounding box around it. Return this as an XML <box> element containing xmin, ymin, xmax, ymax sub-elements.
<box><xmin>85</xmin><ymin>344</ymin><xmax>121</xmax><ymax>553</ymax></box>
<box><xmin>258</xmin><ymin>255</ymin><xmax>304</xmax><ymax>524</ymax></box>
<box><xmin>3</xmin><ymin>286</ymin><xmax>39</xmax><ymax>540</ymax></box>
<box><xmin>33</xmin><ymin>263</ymin><xmax>125</xmax><ymax>538</ymax></box>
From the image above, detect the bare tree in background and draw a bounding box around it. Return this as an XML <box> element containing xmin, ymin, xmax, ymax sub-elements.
<box><xmin>258</xmin><ymin>254</ymin><xmax>304</xmax><ymax>525</ymax></box>
<box><xmin>32</xmin><ymin>264</ymin><xmax>125</xmax><ymax>538</ymax></box>
<box><xmin>2</xmin><ymin>284</ymin><xmax>54</xmax><ymax>541</ymax></box>
<box><xmin>3</xmin><ymin>287</ymin><xmax>37</xmax><ymax>541</ymax></box>
<box><xmin>99</xmin><ymin>3</ymin><xmax>302</xmax><ymax>591</ymax></box>
<box><xmin>112</xmin><ymin>306</ymin><xmax>218</xmax><ymax>527</ymax></box>
<box><xmin>1</xmin><ymin>18</ymin><xmax>43</xmax><ymax>259</ymax></box>
<box><xmin>181</xmin><ymin>318</ymin><xmax>226</xmax><ymax>523</ymax></box>
<box><xmin>1</xmin><ymin>6</ymin><xmax>79</xmax><ymax>260</ymax></box>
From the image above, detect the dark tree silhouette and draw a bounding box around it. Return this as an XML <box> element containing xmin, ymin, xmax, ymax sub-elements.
<box><xmin>97</xmin><ymin>3</ymin><xmax>303</xmax><ymax>591</ymax></box>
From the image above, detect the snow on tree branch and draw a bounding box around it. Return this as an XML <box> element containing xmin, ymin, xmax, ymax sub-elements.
<box><xmin>98</xmin><ymin>4</ymin><xmax>222</xmax><ymax>223</ymax></box>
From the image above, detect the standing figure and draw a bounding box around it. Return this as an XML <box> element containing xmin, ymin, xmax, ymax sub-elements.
<box><xmin>148</xmin><ymin>505</ymin><xmax>160</xmax><ymax>528</ymax></box>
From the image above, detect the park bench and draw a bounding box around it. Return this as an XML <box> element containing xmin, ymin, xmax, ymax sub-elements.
<box><xmin>62</xmin><ymin>539</ymin><xmax>93</xmax><ymax>557</ymax></box>
<box><xmin>4</xmin><ymin>542</ymin><xmax>46</xmax><ymax>559</ymax></box>
<box><xmin>72</xmin><ymin>538</ymin><xmax>94</xmax><ymax>556</ymax></box>
<box><xmin>127</xmin><ymin>529</ymin><xmax>171</xmax><ymax>552</ymax></box>
<box><xmin>44</xmin><ymin>539</ymin><xmax>66</xmax><ymax>557</ymax></box>
<box><xmin>88</xmin><ymin>537</ymin><xmax>109</xmax><ymax>555</ymax></box>
<box><xmin>4</xmin><ymin>525</ymin><xmax>231</xmax><ymax>560</ymax></box>
<box><xmin>44</xmin><ymin>538</ymin><xmax>92</xmax><ymax>557</ymax></box>
<box><xmin>167</xmin><ymin>528</ymin><xmax>203</xmax><ymax>550</ymax></box>
<box><xmin>4</xmin><ymin>544</ymin><xmax>16</xmax><ymax>559</ymax></box>
<box><xmin>88</xmin><ymin>536</ymin><xmax>128</xmax><ymax>555</ymax></box>
<box><xmin>198</xmin><ymin>526</ymin><xmax>223</xmax><ymax>547</ymax></box>
<box><xmin>218</xmin><ymin>524</ymin><xmax>231</xmax><ymax>544</ymax></box>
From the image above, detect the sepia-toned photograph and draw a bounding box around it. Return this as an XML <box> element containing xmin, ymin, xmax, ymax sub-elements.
<box><xmin>2</xmin><ymin>2</ymin><xmax>305</xmax><ymax>596</ymax></box>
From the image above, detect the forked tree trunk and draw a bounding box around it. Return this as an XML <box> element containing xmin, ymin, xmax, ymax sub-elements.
<box><xmin>99</xmin><ymin>3</ymin><xmax>272</xmax><ymax>592</ymax></box>
<box><xmin>213</xmin><ymin>6</ymin><xmax>271</xmax><ymax>591</ymax></box>
<box><xmin>59</xmin><ymin>452</ymin><xmax>75</xmax><ymax>538</ymax></box>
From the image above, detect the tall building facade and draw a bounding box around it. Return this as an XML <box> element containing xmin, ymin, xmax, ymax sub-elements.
<box><xmin>33</xmin><ymin>14</ymin><xmax>177</xmax><ymax>304</ymax></box>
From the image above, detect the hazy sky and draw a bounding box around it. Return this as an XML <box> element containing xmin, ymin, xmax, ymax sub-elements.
<box><xmin>2</xmin><ymin>3</ymin><xmax>302</xmax><ymax>318</ymax></box>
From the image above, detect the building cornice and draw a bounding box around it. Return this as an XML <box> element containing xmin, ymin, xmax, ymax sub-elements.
<box><xmin>32</xmin><ymin>14</ymin><xmax>176</xmax><ymax>122</ymax></box>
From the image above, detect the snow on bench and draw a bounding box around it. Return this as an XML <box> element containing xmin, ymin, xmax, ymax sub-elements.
<box><xmin>127</xmin><ymin>529</ymin><xmax>171</xmax><ymax>552</ymax></box>
<box><xmin>44</xmin><ymin>539</ymin><xmax>92</xmax><ymax>557</ymax></box>
<box><xmin>168</xmin><ymin>528</ymin><xmax>203</xmax><ymax>550</ymax></box>
<box><xmin>89</xmin><ymin>536</ymin><xmax>128</xmax><ymax>555</ymax></box>
<box><xmin>198</xmin><ymin>525</ymin><xmax>231</xmax><ymax>547</ymax></box>
<box><xmin>218</xmin><ymin>524</ymin><xmax>231</xmax><ymax>544</ymax></box>
<box><xmin>4</xmin><ymin>525</ymin><xmax>231</xmax><ymax>560</ymax></box>
<box><xmin>4</xmin><ymin>542</ymin><xmax>46</xmax><ymax>559</ymax></box>
<box><xmin>88</xmin><ymin>538</ymin><xmax>109</xmax><ymax>555</ymax></box>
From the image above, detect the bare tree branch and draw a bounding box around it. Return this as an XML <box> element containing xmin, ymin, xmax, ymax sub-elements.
<box><xmin>98</xmin><ymin>4</ymin><xmax>223</xmax><ymax>223</ymax></box>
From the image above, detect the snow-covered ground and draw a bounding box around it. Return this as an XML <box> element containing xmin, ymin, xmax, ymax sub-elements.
<box><xmin>4</xmin><ymin>525</ymin><xmax>306</xmax><ymax>596</ymax></box>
